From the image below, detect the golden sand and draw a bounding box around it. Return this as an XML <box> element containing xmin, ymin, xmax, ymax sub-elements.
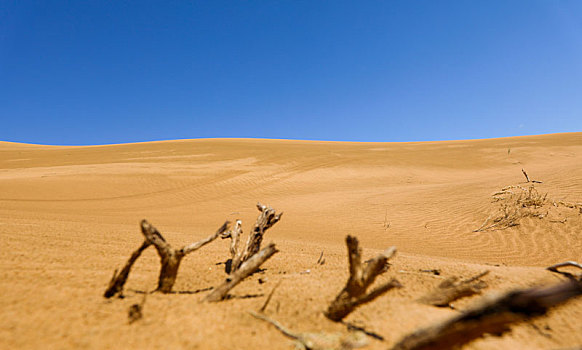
<box><xmin>1</xmin><ymin>133</ymin><xmax>581</xmax><ymax>349</ymax></box>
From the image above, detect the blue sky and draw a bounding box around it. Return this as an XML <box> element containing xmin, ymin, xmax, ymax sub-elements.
<box><xmin>1</xmin><ymin>1</ymin><xmax>581</xmax><ymax>145</ymax></box>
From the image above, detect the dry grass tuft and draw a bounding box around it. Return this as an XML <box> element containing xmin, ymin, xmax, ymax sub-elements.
<box><xmin>475</xmin><ymin>184</ymin><xmax>549</xmax><ymax>232</ymax></box>
<box><xmin>475</xmin><ymin>183</ymin><xmax>582</xmax><ymax>232</ymax></box>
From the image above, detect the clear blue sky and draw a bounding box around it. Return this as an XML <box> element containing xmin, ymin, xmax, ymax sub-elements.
<box><xmin>1</xmin><ymin>1</ymin><xmax>581</xmax><ymax>145</ymax></box>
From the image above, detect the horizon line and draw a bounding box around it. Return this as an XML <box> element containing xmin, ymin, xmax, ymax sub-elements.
<box><xmin>1</xmin><ymin>131</ymin><xmax>580</xmax><ymax>148</ymax></box>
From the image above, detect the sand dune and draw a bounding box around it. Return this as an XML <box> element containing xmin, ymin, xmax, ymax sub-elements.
<box><xmin>1</xmin><ymin>133</ymin><xmax>581</xmax><ymax>349</ymax></box>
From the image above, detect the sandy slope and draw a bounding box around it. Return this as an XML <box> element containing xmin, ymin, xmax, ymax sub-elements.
<box><xmin>0</xmin><ymin>133</ymin><xmax>581</xmax><ymax>349</ymax></box>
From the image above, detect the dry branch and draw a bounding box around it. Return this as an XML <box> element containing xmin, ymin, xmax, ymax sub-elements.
<box><xmin>522</xmin><ymin>168</ymin><xmax>543</xmax><ymax>184</ymax></box>
<box><xmin>104</xmin><ymin>240</ymin><xmax>151</xmax><ymax>298</ymax></box>
<box><xmin>249</xmin><ymin>311</ymin><xmax>369</xmax><ymax>350</ymax></box>
<box><xmin>205</xmin><ymin>243</ymin><xmax>279</xmax><ymax>302</ymax></box>
<box><xmin>104</xmin><ymin>220</ymin><xmax>229</xmax><ymax>297</ymax></box>
<box><xmin>316</xmin><ymin>251</ymin><xmax>326</xmax><ymax>265</ymax></box>
<box><xmin>140</xmin><ymin>219</ymin><xmax>230</xmax><ymax>293</ymax></box>
<box><xmin>391</xmin><ymin>279</ymin><xmax>582</xmax><ymax>350</ymax></box>
<box><xmin>325</xmin><ymin>236</ymin><xmax>401</xmax><ymax>321</ymax></box>
<box><xmin>547</xmin><ymin>261</ymin><xmax>582</xmax><ymax>280</ymax></box>
<box><xmin>419</xmin><ymin>271</ymin><xmax>489</xmax><ymax>307</ymax></box>
<box><xmin>220</xmin><ymin>219</ymin><xmax>242</xmax><ymax>258</ymax></box>
<box><xmin>522</xmin><ymin>168</ymin><xmax>530</xmax><ymax>183</ymax></box>
<box><xmin>547</xmin><ymin>261</ymin><xmax>582</xmax><ymax>272</ymax></box>
<box><xmin>230</xmin><ymin>203</ymin><xmax>283</xmax><ymax>273</ymax></box>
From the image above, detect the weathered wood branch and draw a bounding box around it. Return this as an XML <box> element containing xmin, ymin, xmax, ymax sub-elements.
<box><xmin>419</xmin><ymin>271</ymin><xmax>489</xmax><ymax>307</ymax></box>
<box><xmin>205</xmin><ymin>243</ymin><xmax>279</xmax><ymax>302</ymax></box>
<box><xmin>547</xmin><ymin>261</ymin><xmax>582</xmax><ymax>273</ymax></box>
<box><xmin>547</xmin><ymin>261</ymin><xmax>582</xmax><ymax>280</ymax></box>
<box><xmin>104</xmin><ymin>240</ymin><xmax>151</xmax><ymax>298</ymax></box>
<box><xmin>220</xmin><ymin>219</ymin><xmax>242</xmax><ymax>258</ymax></box>
<box><xmin>103</xmin><ymin>219</ymin><xmax>229</xmax><ymax>297</ymax></box>
<box><xmin>325</xmin><ymin>236</ymin><xmax>400</xmax><ymax>321</ymax></box>
<box><xmin>363</xmin><ymin>246</ymin><xmax>396</xmax><ymax>287</ymax></box>
<box><xmin>230</xmin><ymin>203</ymin><xmax>283</xmax><ymax>273</ymax></box>
<box><xmin>180</xmin><ymin>221</ymin><xmax>231</xmax><ymax>255</ymax></box>
<box><xmin>391</xmin><ymin>279</ymin><xmax>582</xmax><ymax>350</ymax></box>
<box><xmin>521</xmin><ymin>168</ymin><xmax>542</xmax><ymax>184</ymax></box>
<box><xmin>139</xmin><ymin>220</ymin><xmax>230</xmax><ymax>293</ymax></box>
<box><xmin>522</xmin><ymin>168</ymin><xmax>530</xmax><ymax>182</ymax></box>
<box><xmin>316</xmin><ymin>251</ymin><xmax>326</xmax><ymax>265</ymax></box>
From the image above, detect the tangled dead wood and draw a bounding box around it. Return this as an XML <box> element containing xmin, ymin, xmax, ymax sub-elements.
<box><xmin>324</xmin><ymin>235</ymin><xmax>401</xmax><ymax>322</ymax></box>
<box><xmin>205</xmin><ymin>204</ymin><xmax>283</xmax><ymax>302</ymax></box>
<box><xmin>224</xmin><ymin>203</ymin><xmax>283</xmax><ymax>274</ymax></box>
<box><xmin>391</xmin><ymin>279</ymin><xmax>582</xmax><ymax>350</ymax></box>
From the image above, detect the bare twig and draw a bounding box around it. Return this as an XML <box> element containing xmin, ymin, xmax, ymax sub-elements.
<box><xmin>180</xmin><ymin>221</ymin><xmax>231</xmax><ymax>255</ymax></box>
<box><xmin>549</xmin><ymin>218</ymin><xmax>567</xmax><ymax>224</ymax></box>
<box><xmin>419</xmin><ymin>269</ymin><xmax>441</xmax><ymax>276</ymax></box>
<box><xmin>522</xmin><ymin>168</ymin><xmax>543</xmax><ymax>183</ymax></box>
<box><xmin>104</xmin><ymin>240</ymin><xmax>151</xmax><ymax>298</ymax></box>
<box><xmin>260</xmin><ymin>280</ymin><xmax>283</xmax><ymax>313</ymax></box>
<box><xmin>205</xmin><ymin>243</ymin><xmax>279</xmax><ymax>302</ymax></box>
<box><xmin>249</xmin><ymin>311</ymin><xmax>369</xmax><ymax>350</ymax></box>
<box><xmin>220</xmin><ymin>219</ymin><xmax>242</xmax><ymax>258</ymax></box>
<box><xmin>547</xmin><ymin>261</ymin><xmax>582</xmax><ymax>280</ymax></box>
<box><xmin>547</xmin><ymin>261</ymin><xmax>582</xmax><ymax>272</ymax></box>
<box><xmin>473</xmin><ymin>214</ymin><xmax>494</xmax><ymax>232</ymax></box>
<box><xmin>384</xmin><ymin>209</ymin><xmax>391</xmax><ymax>230</ymax></box>
<box><xmin>522</xmin><ymin>168</ymin><xmax>530</xmax><ymax>182</ymax></box>
<box><xmin>391</xmin><ymin>280</ymin><xmax>582</xmax><ymax>350</ymax></box>
<box><xmin>325</xmin><ymin>236</ymin><xmax>401</xmax><ymax>321</ymax></box>
<box><xmin>317</xmin><ymin>251</ymin><xmax>326</xmax><ymax>265</ymax></box>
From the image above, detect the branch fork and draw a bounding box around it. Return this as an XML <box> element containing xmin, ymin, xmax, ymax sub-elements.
<box><xmin>325</xmin><ymin>235</ymin><xmax>401</xmax><ymax>321</ymax></box>
<box><xmin>205</xmin><ymin>203</ymin><xmax>283</xmax><ymax>302</ymax></box>
<box><xmin>104</xmin><ymin>220</ymin><xmax>230</xmax><ymax>297</ymax></box>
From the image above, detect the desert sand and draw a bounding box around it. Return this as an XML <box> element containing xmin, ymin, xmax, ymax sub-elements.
<box><xmin>0</xmin><ymin>132</ymin><xmax>581</xmax><ymax>349</ymax></box>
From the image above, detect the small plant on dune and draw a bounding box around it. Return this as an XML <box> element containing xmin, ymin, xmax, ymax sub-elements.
<box><xmin>517</xmin><ymin>185</ymin><xmax>547</xmax><ymax>208</ymax></box>
<box><xmin>474</xmin><ymin>184</ymin><xmax>549</xmax><ymax>232</ymax></box>
<box><xmin>475</xmin><ymin>180</ymin><xmax>582</xmax><ymax>232</ymax></box>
